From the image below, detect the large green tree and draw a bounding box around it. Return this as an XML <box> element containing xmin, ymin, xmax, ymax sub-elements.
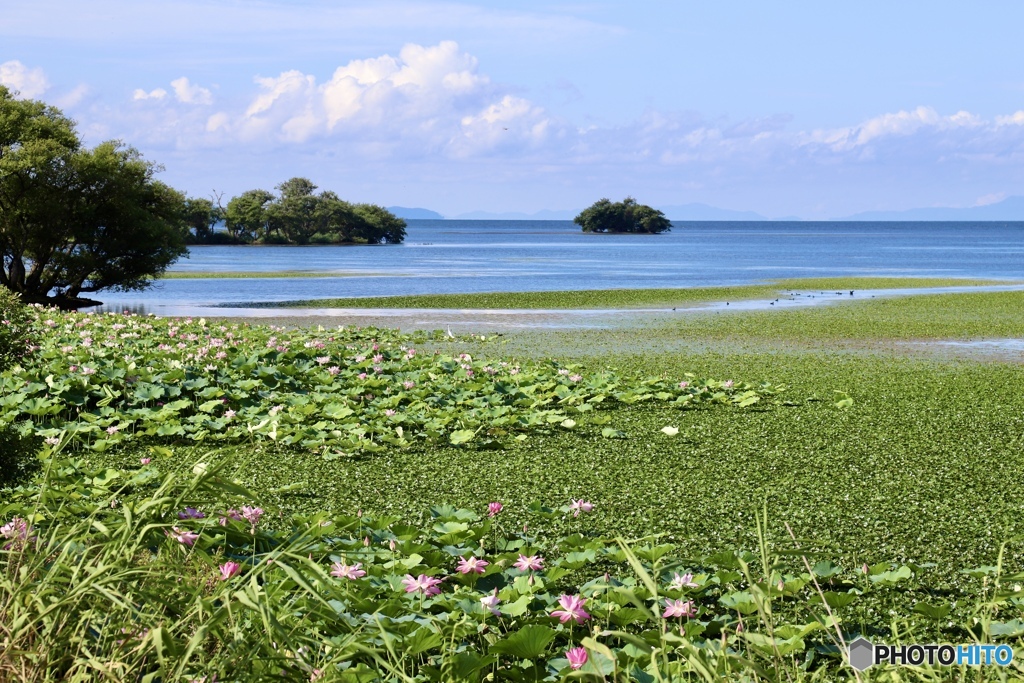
<box><xmin>574</xmin><ymin>197</ymin><xmax>672</xmax><ymax>234</ymax></box>
<box><xmin>0</xmin><ymin>87</ymin><xmax>188</xmax><ymax>306</ymax></box>
<box><xmin>224</xmin><ymin>189</ymin><xmax>274</xmax><ymax>242</ymax></box>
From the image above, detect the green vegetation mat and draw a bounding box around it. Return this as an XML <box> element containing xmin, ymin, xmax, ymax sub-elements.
<box><xmin>274</xmin><ymin>277</ymin><xmax>1007</xmax><ymax>309</ymax></box>
<box><xmin>4</xmin><ymin>289</ymin><xmax>1024</xmax><ymax>680</ymax></box>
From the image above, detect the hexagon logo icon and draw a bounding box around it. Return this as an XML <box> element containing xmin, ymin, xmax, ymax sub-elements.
<box><xmin>848</xmin><ymin>637</ymin><xmax>875</xmax><ymax>670</ymax></box>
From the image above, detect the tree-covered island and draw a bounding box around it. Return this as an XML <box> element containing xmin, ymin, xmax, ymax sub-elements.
<box><xmin>574</xmin><ymin>197</ymin><xmax>672</xmax><ymax>234</ymax></box>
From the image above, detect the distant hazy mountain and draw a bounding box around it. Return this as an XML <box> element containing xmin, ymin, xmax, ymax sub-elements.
<box><xmin>387</xmin><ymin>206</ymin><xmax>445</xmax><ymax>219</ymax></box>
<box><xmin>452</xmin><ymin>209</ymin><xmax>578</xmax><ymax>220</ymax></box>
<box><xmin>657</xmin><ymin>203</ymin><xmax>768</xmax><ymax>221</ymax></box>
<box><xmin>838</xmin><ymin>196</ymin><xmax>1024</xmax><ymax>221</ymax></box>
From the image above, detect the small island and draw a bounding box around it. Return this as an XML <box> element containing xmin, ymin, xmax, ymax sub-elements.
<box><xmin>574</xmin><ymin>197</ymin><xmax>672</xmax><ymax>234</ymax></box>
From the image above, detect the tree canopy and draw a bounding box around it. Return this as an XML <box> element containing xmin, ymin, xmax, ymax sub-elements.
<box><xmin>574</xmin><ymin>197</ymin><xmax>672</xmax><ymax>234</ymax></box>
<box><xmin>0</xmin><ymin>86</ymin><xmax>188</xmax><ymax>307</ymax></box>
<box><xmin>222</xmin><ymin>178</ymin><xmax>406</xmax><ymax>245</ymax></box>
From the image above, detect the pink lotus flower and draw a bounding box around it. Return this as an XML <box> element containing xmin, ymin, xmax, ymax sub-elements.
<box><xmin>480</xmin><ymin>588</ymin><xmax>501</xmax><ymax>615</ymax></box>
<box><xmin>551</xmin><ymin>594</ymin><xmax>590</xmax><ymax>624</ymax></box>
<box><xmin>330</xmin><ymin>561</ymin><xmax>367</xmax><ymax>580</ymax></box>
<box><xmin>1</xmin><ymin>517</ymin><xmax>35</xmax><ymax>549</ymax></box>
<box><xmin>678</xmin><ymin>381</ymin><xmax>690</xmax><ymax>388</ymax></box>
<box><xmin>106</xmin><ymin>425</ymin><xmax>120</xmax><ymax>435</ymax></box>
<box><xmin>168</xmin><ymin>527</ymin><xmax>199</xmax><ymax>546</ymax></box>
<box><xmin>140</xmin><ymin>457</ymin><xmax>151</xmax><ymax>465</ymax></box>
<box><xmin>402</xmin><ymin>574</ymin><xmax>443</xmax><ymax>596</ymax></box>
<box><xmin>566</xmin><ymin>646</ymin><xmax>588</xmax><ymax>670</ymax></box>
<box><xmin>240</xmin><ymin>506</ymin><xmax>263</xmax><ymax>529</ymax></box>
<box><xmin>384</xmin><ymin>409</ymin><xmax>396</xmax><ymax>416</ymax></box>
<box><xmin>402</xmin><ymin>380</ymin><xmax>415</xmax><ymax>389</ymax></box>
<box><xmin>357</xmin><ymin>372</ymin><xmax>367</xmax><ymax>380</ymax></box>
<box><xmin>488</xmin><ymin>502</ymin><xmax>503</xmax><ymax>517</ymax></box>
<box><xmin>457</xmin><ymin>556</ymin><xmax>489</xmax><ymax>574</ymax></box>
<box><xmin>514</xmin><ymin>554</ymin><xmax>544</xmax><ymax>571</ymax></box>
<box><xmin>219</xmin><ymin>561</ymin><xmax>241</xmax><ymax>580</ymax></box>
<box><xmin>663</xmin><ymin>598</ymin><xmax>697</xmax><ymax>618</ymax></box>
<box><xmin>221</xmin><ymin>509</ymin><xmax>245</xmax><ymax>525</ymax></box>
<box><xmin>668</xmin><ymin>572</ymin><xmax>698</xmax><ymax>590</ymax></box>
<box><xmin>327</xmin><ymin>366</ymin><xmax>341</xmax><ymax>376</ymax></box>
<box><xmin>569</xmin><ymin>499</ymin><xmax>594</xmax><ymax>517</ymax></box>
<box><xmin>723</xmin><ymin>380</ymin><xmax>734</xmax><ymax>388</ymax></box>
<box><xmin>224</xmin><ymin>409</ymin><xmax>236</xmax><ymax>419</ymax></box>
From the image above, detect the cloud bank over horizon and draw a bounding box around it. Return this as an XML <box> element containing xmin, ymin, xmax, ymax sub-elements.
<box><xmin>3</xmin><ymin>38</ymin><xmax>1024</xmax><ymax>219</ymax></box>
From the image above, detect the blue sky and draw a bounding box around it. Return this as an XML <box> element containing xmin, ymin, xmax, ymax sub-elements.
<box><xmin>3</xmin><ymin>1</ymin><xmax>1023</xmax><ymax>218</ymax></box>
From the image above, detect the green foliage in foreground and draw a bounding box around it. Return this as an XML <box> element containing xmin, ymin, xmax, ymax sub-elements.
<box><xmin>275</xmin><ymin>277</ymin><xmax>1003</xmax><ymax>309</ymax></box>
<box><xmin>0</xmin><ymin>307</ymin><xmax>781</xmax><ymax>457</ymax></box>
<box><xmin>3</xmin><ymin>456</ymin><xmax>1023</xmax><ymax>681</ymax></box>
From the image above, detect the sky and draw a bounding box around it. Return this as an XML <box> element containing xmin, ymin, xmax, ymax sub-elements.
<box><xmin>2</xmin><ymin>0</ymin><xmax>1024</xmax><ymax>219</ymax></box>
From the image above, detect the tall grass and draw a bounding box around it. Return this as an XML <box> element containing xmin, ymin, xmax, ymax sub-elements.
<box><xmin>3</xmin><ymin>444</ymin><xmax>1023</xmax><ymax>681</ymax></box>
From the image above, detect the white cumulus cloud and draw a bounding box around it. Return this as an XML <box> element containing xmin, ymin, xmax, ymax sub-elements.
<box><xmin>0</xmin><ymin>60</ymin><xmax>50</xmax><ymax>98</ymax></box>
<box><xmin>133</xmin><ymin>87</ymin><xmax>167</xmax><ymax>101</ymax></box>
<box><xmin>222</xmin><ymin>41</ymin><xmax>549</xmax><ymax>156</ymax></box>
<box><xmin>170</xmin><ymin>77</ymin><xmax>213</xmax><ymax>105</ymax></box>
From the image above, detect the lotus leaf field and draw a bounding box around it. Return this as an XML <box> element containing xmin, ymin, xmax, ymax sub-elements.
<box><xmin>0</xmin><ymin>308</ymin><xmax>780</xmax><ymax>454</ymax></box>
<box><xmin>3</xmin><ymin>303</ymin><xmax>1024</xmax><ymax>681</ymax></box>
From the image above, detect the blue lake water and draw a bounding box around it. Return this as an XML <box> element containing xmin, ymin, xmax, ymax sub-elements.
<box><xmin>92</xmin><ymin>220</ymin><xmax>1024</xmax><ymax>313</ymax></box>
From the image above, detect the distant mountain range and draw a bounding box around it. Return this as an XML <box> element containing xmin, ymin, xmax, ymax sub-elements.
<box><xmin>835</xmin><ymin>196</ymin><xmax>1024</xmax><ymax>221</ymax></box>
<box><xmin>390</xmin><ymin>195</ymin><xmax>1024</xmax><ymax>222</ymax></box>
<box><xmin>387</xmin><ymin>206</ymin><xmax>445</xmax><ymax>219</ymax></box>
<box><xmin>452</xmin><ymin>209</ymin><xmax>578</xmax><ymax>220</ymax></box>
<box><xmin>657</xmin><ymin>203</ymin><xmax>768</xmax><ymax>221</ymax></box>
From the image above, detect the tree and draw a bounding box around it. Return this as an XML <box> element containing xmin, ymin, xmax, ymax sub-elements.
<box><xmin>182</xmin><ymin>196</ymin><xmax>224</xmax><ymax>243</ymax></box>
<box><xmin>0</xmin><ymin>86</ymin><xmax>188</xmax><ymax>306</ymax></box>
<box><xmin>574</xmin><ymin>197</ymin><xmax>672</xmax><ymax>234</ymax></box>
<box><xmin>266</xmin><ymin>177</ymin><xmax>320</xmax><ymax>244</ymax></box>
<box><xmin>225</xmin><ymin>181</ymin><xmax>407</xmax><ymax>245</ymax></box>
<box><xmin>224</xmin><ymin>189</ymin><xmax>274</xmax><ymax>242</ymax></box>
<box><xmin>353</xmin><ymin>204</ymin><xmax>407</xmax><ymax>244</ymax></box>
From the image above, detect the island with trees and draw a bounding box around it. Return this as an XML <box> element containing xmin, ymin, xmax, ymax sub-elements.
<box><xmin>573</xmin><ymin>197</ymin><xmax>672</xmax><ymax>234</ymax></box>
<box><xmin>0</xmin><ymin>87</ymin><xmax>405</xmax><ymax>308</ymax></box>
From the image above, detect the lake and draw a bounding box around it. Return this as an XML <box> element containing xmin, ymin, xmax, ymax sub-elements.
<box><xmin>91</xmin><ymin>220</ymin><xmax>1024</xmax><ymax>314</ymax></box>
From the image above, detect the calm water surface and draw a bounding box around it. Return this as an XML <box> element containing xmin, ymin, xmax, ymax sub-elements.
<box><xmin>91</xmin><ymin>220</ymin><xmax>1024</xmax><ymax>313</ymax></box>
